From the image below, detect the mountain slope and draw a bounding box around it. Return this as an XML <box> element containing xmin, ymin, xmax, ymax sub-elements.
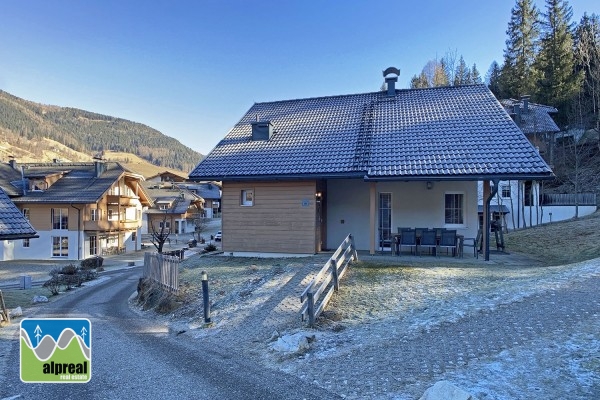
<box><xmin>0</xmin><ymin>90</ymin><xmax>202</xmax><ymax>172</ymax></box>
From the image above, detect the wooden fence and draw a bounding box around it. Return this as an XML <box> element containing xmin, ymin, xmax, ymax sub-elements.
<box><xmin>300</xmin><ymin>234</ymin><xmax>358</xmax><ymax>327</ymax></box>
<box><xmin>143</xmin><ymin>252</ymin><xmax>180</xmax><ymax>293</ymax></box>
<box><xmin>540</xmin><ymin>192</ymin><xmax>597</xmax><ymax>206</ymax></box>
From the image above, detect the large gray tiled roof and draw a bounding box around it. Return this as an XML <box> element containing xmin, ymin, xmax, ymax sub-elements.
<box><xmin>9</xmin><ymin>163</ymin><xmax>127</xmax><ymax>204</ymax></box>
<box><xmin>189</xmin><ymin>84</ymin><xmax>553</xmax><ymax>181</ymax></box>
<box><xmin>0</xmin><ymin>187</ymin><xmax>37</xmax><ymax>240</ymax></box>
<box><xmin>500</xmin><ymin>99</ymin><xmax>560</xmax><ymax>135</ymax></box>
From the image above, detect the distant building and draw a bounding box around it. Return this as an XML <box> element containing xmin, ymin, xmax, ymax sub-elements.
<box><xmin>0</xmin><ymin>160</ymin><xmax>151</xmax><ymax>261</ymax></box>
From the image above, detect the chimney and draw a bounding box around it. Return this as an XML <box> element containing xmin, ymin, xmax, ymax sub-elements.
<box><xmin>8</xmin><ymin>156</ymin><xmax>17</xmax><ymax>170</ymax></box>
<box><xmin>521</xmin><ymin>95</ymin><xmax>530</xmax><ymax>112</ymax></box>
<box><xmin>513</xmin><ymin>103</ymin><xmax>522</xmax><ymax>125</ymax></box>
<box><xmin>251</xmin><ymin>120</ymin><xmax>273</xmax><ymax>141</ymax></box>
<box><xmin>383</xmin><ymin>67</ymin><xmax>400</xmax><ymax>97</ymax></box>
<box><xmin>94</xmin><ymin>159</ymin><xmax>105</xmax><ymax>177</ymax></box>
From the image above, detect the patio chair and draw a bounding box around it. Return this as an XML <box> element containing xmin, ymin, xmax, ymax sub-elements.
<box><xmin>462</xmin><ymin>229</ymin><xmax>482</xmax><ymax>258</ymax></box>
<box><xmin>399</xmin><ymin>229</ymin><xmax>417</xmax><ymax>255</ymax></box>
<box><xmin>418</xmin><ymin>229</ymin><xmax>437</xmax><ymax>256</ymax></box>
<box><xmin>438</xmin><ymin>229</ymin><xmax>457</xmax><ymax>256</ymax></box>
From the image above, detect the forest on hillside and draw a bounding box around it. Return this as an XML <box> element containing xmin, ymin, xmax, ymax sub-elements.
<box><xmin>0</xmin><ymin>90</ymin><xmax>202</xmax><ymax>172</ymax></box>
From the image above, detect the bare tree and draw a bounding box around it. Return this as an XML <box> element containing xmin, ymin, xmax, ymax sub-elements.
<box><xmin>149</xmin><ymin>213</ymin><xmax>172</xmax><ymax>253</ymax></box>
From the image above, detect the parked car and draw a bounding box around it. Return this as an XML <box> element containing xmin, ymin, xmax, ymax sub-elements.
<box><xmin>214</xmin><ymin>231</ymin><xmax>222</xmax><ymax>241</ymax></box>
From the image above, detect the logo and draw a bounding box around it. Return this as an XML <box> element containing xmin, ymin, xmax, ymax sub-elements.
<box><xmin>20</xmin><ymin>318</ymin><xmax>91</xmax><ymax>383</ymax></box>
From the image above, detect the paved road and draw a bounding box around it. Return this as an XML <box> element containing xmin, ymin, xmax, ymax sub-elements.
<box><xmin>0</xmin><ymin>267</ymin><xmax>338</xmax><ymax>400</ymax></box>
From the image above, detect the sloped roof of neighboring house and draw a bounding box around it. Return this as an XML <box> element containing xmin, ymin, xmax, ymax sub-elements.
<box><xmin>189</xmin><ymin>84</ymin><xmax>553</xmax><ymax>182</ymax></box>
<box><xmin>0</xmin><ymin>162</ymin><xmax>24</xmax><ymax>196</ymax></box>
<box><xmin>500</xmin><ymin>98</ymin><xmax>560</xmax><ymax>135</ymax></box>
<box><xmin>0</xmin><ymin>187</ymin><xmax>37</xmax><ymax>240</ymax></box>
<box><xmin>146</xmin><ymin>170</ymin><xmax>188</xmax><ymax>182</ymax></box>
<box><xmin>143</xmin><ymin>183</ymin><xmax>204</xmax><ymax>215</ymax></box>
<box><xmin>2</xmin><ymin>162</ymin><xmax>152</xmax><ymax>206</ymax></box>
<box><xmin>177</xmin><ymin>182</ymin><xmax>221</xmax><ymax>200</ymax></box>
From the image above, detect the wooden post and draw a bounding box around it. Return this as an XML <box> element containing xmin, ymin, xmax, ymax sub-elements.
<box><xmin>0</xmin><ymin>290</ymin><xmax>10</xmax><ymax>324</ymax></box>
<box><xmin>307</xmin><ymin>291</ymin><xmax>315</xmax><ymax>328</ymax></box>
<box><xmin>369</xmin><ymin>182</ymin><xmax>376</xmax><ymax>255</ymax></box>
<box><xmin>331</xmin><ymin>259</ymin><xmax>339</xmax><ymax>291</ymax></box>
<box><xmin>482</xmin><ymin>180</ymin><xmax>490</xmax><ymax>260</ymax></box>
<box><xmin>350</xmin><ymin>234</ymin><xmax>358</xmax><ymax>261</ymax></box>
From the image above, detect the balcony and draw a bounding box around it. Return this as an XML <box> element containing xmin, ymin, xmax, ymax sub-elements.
<box><xmin>84</xmin><ymin>219</ymin><xmax>140</xmax><ymax>231</ymax></box>
<box><xmin>106</xmin><ymin>195</ymin><xmax>137</xmax><ymax>206</ymax></box>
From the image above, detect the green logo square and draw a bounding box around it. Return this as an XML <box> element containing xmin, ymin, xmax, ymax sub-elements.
<box><xmin>20</xmin><ymin>318</ymin><xmax>91</xmax><ymax>383</ymax></box>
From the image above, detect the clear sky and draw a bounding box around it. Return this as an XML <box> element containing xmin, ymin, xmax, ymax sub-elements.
<box><xmin>1</xmin><ymin>1</ymin><xmax>597</xmax><ymax>156</ymax></box>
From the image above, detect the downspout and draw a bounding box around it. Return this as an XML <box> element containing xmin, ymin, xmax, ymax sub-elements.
<box><xmin>70</xmin><ymin>203</ymin><xmax>82</xmax><ymax>260</ymax></box>
<box><xmin>484</xmin><ymin>179</ymin><xmax>499</xmax><ymax>261</ymax></box>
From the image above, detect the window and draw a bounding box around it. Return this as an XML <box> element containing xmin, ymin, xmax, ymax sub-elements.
<box><xmin>108</xmin><ymin>235</ymin><xmax>118</xmax><ymax>246</ymax></box>
<box><xmin>501</xmin><ymin>185</ymin><xmax>511</xmax><ymax>198</ymax></box>
<box><xmin>90</xmin><ymin>209</ymin><xmax>98</xmax><ymax>221</ymax></box>
<box><xmin>51</xmin><ymin>208</ymin><xmax>68</xmax><ymax>229</ymax></box>
<box><xmin>52</xmin><ymin>236</ymin><xmax>69</xmax><ymax>257</ymax></box>
<box><xmin>378</xmin><ymin>193</ymin><xmax>392</xmax><ymax>249</ymax></box>
<box><xmin>241</xmin><ymin>189</ymin><xmax>254</xmax><ymax>206</ymax></box>
<box><xmin>89</xmin><ymin>235</ymin><xmax>97</xmax><ymax>256</ymax></box>
<box><xmin>107</xmin><ymin>209</ymin><xmax>115</xmax><ymax>220</ymax></box>
<box><xmin>444</xmin><ymin>193</ymin><xmax>464</xmax><ymax>225</ymax></box>
<box><xmin>159</xmin><ymin>221</ymin><xmax>171</xmax><ymax>229</ymax></box>
<box><xmin>131</xmin><ymin>232</ymin><xmax>137</xmax><ymax>242</ymax></box>
<box><xmin>23</xmin><ymin>238</ymin><xmax>30</xmax><ymax>248</ymax></box>
<box><xmin>22</xmin><ymin>208</ymin><xmax>30</xmax><ymax>220</ymax></box>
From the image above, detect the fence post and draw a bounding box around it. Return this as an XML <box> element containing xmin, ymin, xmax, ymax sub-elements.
<box><xmin>331</xmin><ymin>258</ymin><xmax>339</xmax><ymax>291</ymax></box>
<box><xmin>201</xmin><ymin>271</ymin><xmax>211</xmax><ymax>323</ymax></box>
<box><xmin>307</xmin><ymin>291</ymin><xmax>315</xmax><ymax>328</ymax></box>
<box><xmin>350</xmin><ymin>234</ymin><xmax>359</xmax><ymax>261</ymax></box>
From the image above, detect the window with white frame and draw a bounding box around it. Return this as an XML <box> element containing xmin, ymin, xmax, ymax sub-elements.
<box><xmin>241</xmin><ymin>189</ymin><xmax>254</xmax><ymax>206</ymax></box>
<box><xmin>51</xmin><ymin>208</ymin><xmax>68</xmax><ymax>230</ymax></box>
<box><xmin>52</xmin><ymin>236</ymin><xmax>69</xmax><ymax>257</ymax></box>
<box><xmin>131</xmin><ymin>232</ymin><xmax>137</xmax><ymax>242</ymax></box>
<box><xmin>107</xmin><ymin>209</ymin><xmax>116</xmax><ymax>220</ymax></box>
<box><xmin>501</xmin><ymin>185</ymin><xmax>511</xmax><ymax>198</ymax></box>
<box><xmin>22</xmin><ymin>208</ymin><xmax>30</xmax><ymax>220</ymax></box>
<box><xmin>23</xmin><ymin>238</ymin><xmax>30</xmax><ymax>248</ymax></box>
<box><xmin>90</xmin><ymin>208</ymin><xmax>98</xmax><ymax>221</ymax></box>
<box><xmin>444</xmin><ymin>193</ymin><xmax>465</xmax><ymax>225</ymax></box>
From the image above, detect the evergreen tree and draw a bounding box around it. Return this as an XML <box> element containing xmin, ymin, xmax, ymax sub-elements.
<box><xmin>470</xmin><ymin>64</ymin><xmax>483</xmax><ymax>84</ymax></box>
<box><xmin>410</xmin><ymin>72</ymin><xmax>430</xmax><ymax>89</ymax></box>
<box><xmin>573</xmin><ymin>13</ymin><xmax>600</xmax><ymax>131</ymax></box>
<box><xmin>454</xmin><ymin>56</ymin><xmax>470</xmax><ymax>85</ymax></box>
<box><xmin>535</xmin><ymin>0</ymin><xmax>583</xmax><ymax>125</ymax></box>
<box><xmin>500</xmin><ymin>0</ymin><xmax>540</xmax><ymax>98</ymax></box>
<box><xmin>486</xmin><ymin>61</ymin><xmax>503</xmax><ymax>97</ymax></box>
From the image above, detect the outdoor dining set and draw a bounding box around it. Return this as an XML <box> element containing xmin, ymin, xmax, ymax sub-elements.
<box><xmin>392</xmin><ymin>227</ymin><xmax>481</xmax><ymax>258</ymax></box>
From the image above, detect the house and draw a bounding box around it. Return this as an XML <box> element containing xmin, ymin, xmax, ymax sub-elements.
<box><xmin>142</xmin><ymin>182</ymin><xmax>205</xmax><ymax>236</ymax></box>
<box><xmin>146</xmin><ymin>170</ymin><xmax>188</xmax><ymax>183</ymax></box>
<box><xmin>483</xmin><ymin>98</ymin><xmax>597</xmax><ymax>230</ymax></box>
<box><xmin>188</xmin><ymin>69</ymin><xmax>554</xmax><ymax>257</ymax></box>
<box><xmin>176</xmin><ymin>182</ymin><xmax>221</xmax><ymax>218</ymax></box>
<box><xmin>0</xmin><ymin>160</ymin><xmax>152</xmax><ymax>261</ymax></box>
<box><xmin>0</xmin><ymin>187</ymin><xmax>37</xmax><ymax>258</ymax></box>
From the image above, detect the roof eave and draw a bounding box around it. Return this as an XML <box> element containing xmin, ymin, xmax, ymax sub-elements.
<box><xmin>363</xmin><ymin>173</ymin><xmax>555</xmax><ymax>182</ymax></box>
<box><xmin>188</xmin><ymin>171</ymin><xmax>366</xmax><ymax>182</ymax></box>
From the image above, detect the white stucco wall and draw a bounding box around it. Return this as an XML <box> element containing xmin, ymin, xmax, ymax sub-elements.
<box><xmin>327</xmin><ymin>179</ymin><xmax>478</xmax><ymax>252</ymax></box>
<box><xmin>0</xmin><ymin>240</ymin><xmax>15</xmax><ymax>261</ymax></box>
<box><xmin>11</xmin><ymin>230</ymin><xmax>80</xmax><ymax>260</ymax></box>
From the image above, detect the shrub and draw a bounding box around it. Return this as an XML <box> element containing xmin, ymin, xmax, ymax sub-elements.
<box><xmin>61</xmin><ymin>264</ymin><xmax>79</xmax><ymax>275</ymax></box>
<box><xmin>43</xmin><ymin>277</ymin><xmax>61</xmax><ymax>295</ymax></box>
<box><xmin>204</xmin><ymin>243</ymin><xmax>217</xmax><ymax>252</ymax></box>
<box><xmin>81</xmin><ymin>256</ymin><xmax>103</xmax><ymax>270</ymax></box>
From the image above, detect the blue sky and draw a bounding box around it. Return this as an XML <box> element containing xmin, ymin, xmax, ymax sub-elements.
<box><xmin>1</xmin><ymin>1</ymin><xmax>597</xmax><ymax>156</ymax></box>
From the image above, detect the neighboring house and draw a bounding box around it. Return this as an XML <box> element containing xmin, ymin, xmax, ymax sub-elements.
<box><xmin>0</xmin><ymin>160</ymin><xmax>152</xmax><ymax>261</ymax></box>
<box><xmin>482</xmin><ymin>97</ymin><xmax>597</xmax><ymax>230</ymax></box>
<box><xmin>146</xmin><ymin>170</ymin><xmax>187</xmax><ymax>183</ymax></box>
<box><xmin>142</xmin><ymin>182</ymin><xmax>205</xmax><ymax>236</ymax></box>
<box><xmin>0</xmin><ymin>187</ymin><xmax>38</xmax><ymax>259</ymax></box>
<box><xmin>177</xmin><ymin>182</ymin><xmax>221</xmax><ymax>218</ymax></box>
<box><xmin>188</xmin><ymin>69</ymin><xmax>553</xmax><ymax>257</ymax></box>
